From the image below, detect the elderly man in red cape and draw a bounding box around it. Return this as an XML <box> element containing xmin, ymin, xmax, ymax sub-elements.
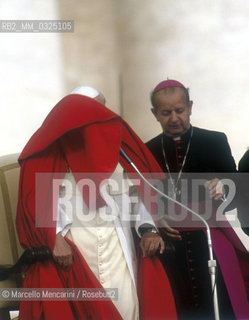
<box><xmin>16</xmin><ymin>86</ymin><xmax>177</xmax><ymax>320</ymax></box>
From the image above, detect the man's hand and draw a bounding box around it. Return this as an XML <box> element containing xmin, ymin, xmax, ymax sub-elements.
<box><xmin>140</xmin><ymin>232</ymin><xmax>165</xmax><ymax>258</ymax></box>
<box><xmin>158</xmin><ymin>215</ymin><xmax>182</xmax><ymax>241</ymax></box>
<box><xmin>53</xmin><ymin>233</ymin><xmax>73</xmax><ymax>270</ymax></box>
<box><xmin>205</xmin><ymin>178</ymin><xmax>225</xmax><ymax>201</ymax></box>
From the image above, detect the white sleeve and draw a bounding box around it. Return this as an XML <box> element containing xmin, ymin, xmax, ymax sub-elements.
<box><xmin>56</xmin><ymin>203</ymin><xmax>73</xmax><ymax>237</ymax></box>
<box><xmin>134</xmin><ymin>197</ymin><xmax>157</xmax><ymax>238</ymax></box>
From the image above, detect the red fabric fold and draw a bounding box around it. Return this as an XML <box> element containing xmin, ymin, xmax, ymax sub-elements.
<box><xmin>138</xmin><ymin>255</ymin><xmax>177</xmax><ymax>320</ymax></box>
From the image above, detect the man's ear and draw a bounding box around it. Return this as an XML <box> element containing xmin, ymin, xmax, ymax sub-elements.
<box><xmin>151</xmin><ymin>108</ymin><xmax>158</xmax><ymax>119</ymax></box>
<box><xmin>151</xmin><ymin>107</ymin><xmax>160</xmax><ymax>122</ymax></box>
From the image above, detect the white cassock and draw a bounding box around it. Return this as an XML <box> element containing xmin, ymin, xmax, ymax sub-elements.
<box><xmin>56</xmin><ymin>163</ymin><xmax>157</xmax><ymax>320</ymax></box>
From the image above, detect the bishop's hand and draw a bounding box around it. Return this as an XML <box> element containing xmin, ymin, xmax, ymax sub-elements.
<box><xmin>158</xmin><ymin>215</ymin><xmax>182</xmax><ymax>241</ymax></box>
<box><xmin>205</xmin><ymin>178</ymin><xmax>225</xmax><ymax>201</ymax></box>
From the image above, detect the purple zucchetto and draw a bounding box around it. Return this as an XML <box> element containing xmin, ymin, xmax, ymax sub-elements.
<box><xmin>153</xmin><ymin>79</ymin><xmax>186</xmax><ymax>93</ymax></box>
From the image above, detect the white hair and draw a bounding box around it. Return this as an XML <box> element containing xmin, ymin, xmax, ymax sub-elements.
<box><xmin>71</xmin><ymin>86</ymin><xmax>100</xmax><ymax>98</ymax></box>
<box><xmin>71</xmin><ymin>85</ymin><xmax>106</xmax><ymax>105</ymax></box>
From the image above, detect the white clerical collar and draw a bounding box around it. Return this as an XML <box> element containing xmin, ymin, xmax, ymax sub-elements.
<box><xmin>173</xmin><ymin>136</ymin><xmax>181</xmax><ymax>141</ymax></box>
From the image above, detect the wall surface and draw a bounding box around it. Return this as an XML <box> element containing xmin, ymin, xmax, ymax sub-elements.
<box><xmin>0</xmin><ymin>0</ymin><xmax>64</xmax><ymax>155</ymax></box>
<box><xmin>57</xmin><ymin>0</ymin><xmax>121</xmax><ymax>112</ymax></box>
<box><xmin>117</xmin><ymin>0</ymin><xmax>249</xmax><ymax>164</ymax></box>
<box><xmin>1</xmin><ymin>0</ymin><xmax>249</xmax><ymax>165</ymax></box>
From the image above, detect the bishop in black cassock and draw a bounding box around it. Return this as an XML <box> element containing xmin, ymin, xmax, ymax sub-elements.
<box><xmin>146</xmin><ymin>79</ymin><xmax>238</xmax><ymax>320</ymax></box>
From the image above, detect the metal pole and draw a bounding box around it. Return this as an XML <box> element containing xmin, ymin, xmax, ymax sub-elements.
<box><xmin>207</xmin><ymin>229</ymin><xmax>220</xmax><ymax>320</ymax></box>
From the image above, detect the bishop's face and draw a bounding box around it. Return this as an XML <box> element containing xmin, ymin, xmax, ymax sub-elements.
<box><xmin>152</xmin><ymin>87</ymin><xmax>193</xmax><ymax>138</ymax></box>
